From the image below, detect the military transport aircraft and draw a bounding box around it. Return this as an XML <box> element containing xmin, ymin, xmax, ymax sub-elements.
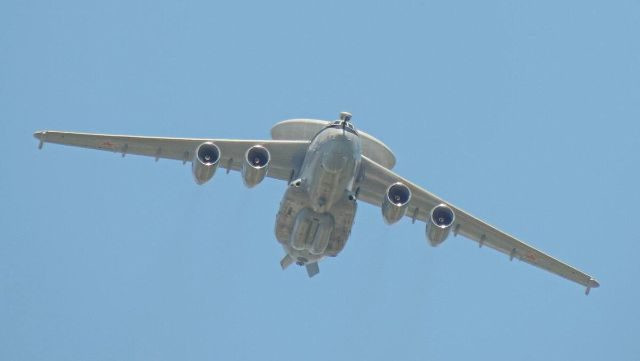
<box><xmin>34</xmin><ymin>112</ymin><xmax>599</xmax><ymax>294</ymax></box>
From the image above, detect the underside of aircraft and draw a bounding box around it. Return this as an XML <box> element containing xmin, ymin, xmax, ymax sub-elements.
<box><xmin>34</xmin><ymin>112</ymin><xmax>600</xmax><ymax>294</ymax></box>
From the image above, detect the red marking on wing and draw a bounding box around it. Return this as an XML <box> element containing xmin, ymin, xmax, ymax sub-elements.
<box><xmin>101</xmin><ymin>141</ymin><xmax>114</xmax><ymax>148</ymax></box>
<box><xmin>525</xmin><ymin>253</ymin><xmax>537</xmax><ymax>261</ymax></box>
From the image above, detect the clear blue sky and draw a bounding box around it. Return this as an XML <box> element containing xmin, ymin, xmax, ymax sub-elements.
<box><xmin>2</xmin><ymin>1</ymin><xmax>639</xmax><ymax>360</ymax></box>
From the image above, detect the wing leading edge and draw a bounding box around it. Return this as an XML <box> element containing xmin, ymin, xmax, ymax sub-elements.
<box><xmin>356</xmin><ymin>156</ymin><xmax>600</xmax><ymax>294</ymax></box>
<box><xmin>34</xmin><ymin>131</ymin><xmax>310</xmax><ymax>182</ymax></box>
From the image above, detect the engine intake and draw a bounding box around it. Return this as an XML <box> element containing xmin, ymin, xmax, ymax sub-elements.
<box><xmin>242</xmin><ymin>145</ymin><xmax>270</xmax><ymax>188</ymax></box>
<box><xmin>192</xmin><ymin>142</ymin><xmax>221</xmax><ymax>185</ymax></box>
<box><xmin>381</xmin><ymin>182</ymin><xmax>411</xmax><ymax>224</ymax></box>
<box><xmin>426</xmin><ymin>204</ymin><xmax>455</xmax><ymax>246</ymax></box>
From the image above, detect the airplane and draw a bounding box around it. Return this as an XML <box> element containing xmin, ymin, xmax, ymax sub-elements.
<box><xmin>33</xmin><ymin>112</ymin><xmax>599</xmax><ymax>294</ymax></box>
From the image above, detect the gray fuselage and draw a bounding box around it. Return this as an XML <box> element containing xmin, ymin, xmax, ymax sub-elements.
<box><xmin>274</xmin><ymin>123</ymin><xmax>361</xmax><ymax>266</ymax></box>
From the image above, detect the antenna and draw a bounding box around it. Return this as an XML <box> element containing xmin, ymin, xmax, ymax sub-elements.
<box><xmin>339</xmin><ymin>112</ymin><xmax>352</xmax><ymax>132</ymax></box>
<box><xmin>339</xmin><ymin>111</ymin><xmax>352</xmax><ymax>123</ymax></box>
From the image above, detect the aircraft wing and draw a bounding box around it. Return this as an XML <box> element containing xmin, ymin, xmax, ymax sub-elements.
<box><xmin>356</xmin><ymin>155</ymin><xmax>600</xmax><ymax>294</ymax></box>
<box><xmin>33</xmin><ymin>131</ymin><xmax>310</xmax><ymax>182</ymax></box>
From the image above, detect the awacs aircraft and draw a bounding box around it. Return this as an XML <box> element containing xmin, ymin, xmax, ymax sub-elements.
<box><xmin>34</xmin><ymin>112</ymin><xmax>599</xmax><ymax>294</ymax></box>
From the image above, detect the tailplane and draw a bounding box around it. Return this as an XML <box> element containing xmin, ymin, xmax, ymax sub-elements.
<box><xmin>279</xmin><ymin>254</ymin><xmax>320</xmax><ymax>278</ymax></box>
<box><xmin>280</xmin><ymin>254</ymin><xmax>294</xmax><ymax>270</ymax></box>
<box><xmin>305</xmin><ymin>262</ymin><xmax>320</xmax><ymax>277</ymax></box>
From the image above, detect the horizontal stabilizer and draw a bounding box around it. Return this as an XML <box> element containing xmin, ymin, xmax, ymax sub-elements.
<box><xmin>280</xmin><ymin>254</ymin><xmax>294</xmax><ymax>270</ymax></box>
<box><xmin>306</xmin><ymin>262</ymin><xmax>319</xmax><ymax>278</ymax></box>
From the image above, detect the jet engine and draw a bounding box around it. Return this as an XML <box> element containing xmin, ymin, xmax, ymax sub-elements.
<box><xmin>426</xmin><ymin>204</ymin><xmax>455</xmax><ymax>246</ymax></box>
<box><xmin>192</xmin><ymin>142</ymin><xmax>221</xmax><ymax>185</ymax></box>
<box><xmin>381</xmin><ymin>182</ymin><xmax>411</xmax><ymax>224</ymax></box>
<box><xmin>242</xmin><ymin>145</ymin><xmax>270</xmax><ymax>188</ymax></box>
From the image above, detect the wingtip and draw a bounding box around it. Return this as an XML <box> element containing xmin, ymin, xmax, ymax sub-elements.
<box><xmin>584</xmin><ymin>278</ymin><xmax>600</xmax><ymax>295</ymax></box>
<box><xmin>34</xmin><ymin>131</ymin><xmax>47</xmax><ymax>149</ymax></box>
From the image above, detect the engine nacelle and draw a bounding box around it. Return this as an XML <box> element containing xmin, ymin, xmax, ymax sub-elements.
<box><xmin>242</xmin><ymin>145</ymin><xmax>270</xmax><ymax>188</ymax></box>
<box><xmin>192</xmin><ymin>142</ymin><xmax>221</xmax><ymax>185</ymax></box>
<box><xmin>381</xmin><ymin>182</ymin><xmax>412</xmax><ymax>224</ymax></box>
<box><xmin>426</xmin><ymin>204</ymin><xmax>455</xmax><ymax>246</ymax></box>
